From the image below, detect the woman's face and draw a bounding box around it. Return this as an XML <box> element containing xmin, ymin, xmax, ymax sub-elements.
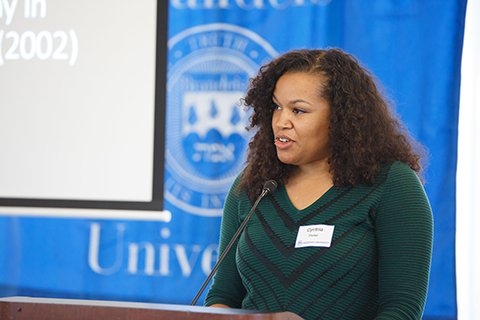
<box><xmin>272</xmin><ymin>72</ymin><xmax>331</xmax><ymax>170</ymax></box>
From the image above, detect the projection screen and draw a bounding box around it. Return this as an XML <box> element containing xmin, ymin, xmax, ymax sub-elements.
<box><xmin>0</xmin><ymin>0</ymin><xmax>166</xmax><ymax>211</ymax></box>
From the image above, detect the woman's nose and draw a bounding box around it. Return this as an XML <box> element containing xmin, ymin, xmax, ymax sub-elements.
<box><xmin>274</xmin><ymin>110</ymin><xmax>292</xmax><ymax>129</ymax></box>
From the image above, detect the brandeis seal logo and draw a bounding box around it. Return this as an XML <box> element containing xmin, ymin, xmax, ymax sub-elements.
<box><xmin>165</xmin><ymin>24</ymin><xmax>277</xmax><ymax>216</ymax></box>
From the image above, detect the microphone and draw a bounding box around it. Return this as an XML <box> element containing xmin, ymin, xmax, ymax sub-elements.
<box><xmin>262</xmin><ymin>180</ymin><xmax>278</xmax><ymax>195</ymax></box>
<box><xmin>190</xmin><ymin>180</ymin><xmax>277</xmax><ymax>306</ymax></box>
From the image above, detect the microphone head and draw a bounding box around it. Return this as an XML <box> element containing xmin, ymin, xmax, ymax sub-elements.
<box><xmin>263</xmin><ymin>180</ymin><xmax>278</xmax><ymax>195</ymax></box>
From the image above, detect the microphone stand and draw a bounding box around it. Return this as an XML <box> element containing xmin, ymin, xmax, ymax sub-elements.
<box><xmin>190</xmin><ymin>182</ymin><xmax>276</xmax><ymax>306</ymax></box>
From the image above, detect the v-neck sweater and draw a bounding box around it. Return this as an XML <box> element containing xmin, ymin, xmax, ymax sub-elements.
<box><xmin>205</xmin><ymin>161</ymin><xmax>433</xmax><ymax>320</ymax></box>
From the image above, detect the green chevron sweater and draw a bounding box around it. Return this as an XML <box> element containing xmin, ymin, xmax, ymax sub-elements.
<box><xmin>205</xmin><ymin>161</ymin><xmax>433</xmax><ymax>320</ymax></box>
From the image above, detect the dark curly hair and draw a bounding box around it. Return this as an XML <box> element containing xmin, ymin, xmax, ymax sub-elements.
<box><xmin>238</xmin><ymin>48</ymin><xmax>427</xmax><ymax>201</ymax></box>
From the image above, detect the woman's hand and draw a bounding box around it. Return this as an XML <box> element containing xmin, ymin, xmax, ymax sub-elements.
<box><xmin>208</xmin><ymin>304</ymin><xmax>231</xmax><ymax>308</ymax></box>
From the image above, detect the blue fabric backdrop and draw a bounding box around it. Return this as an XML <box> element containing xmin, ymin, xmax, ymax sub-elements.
<box><xmin>0</xmin><ymin>1</ymin><xmax>466</xmax><ymax>319</ymax></box>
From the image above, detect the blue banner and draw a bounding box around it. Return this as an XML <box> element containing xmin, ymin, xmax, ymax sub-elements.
<box><xmin>0</xmin><ymin>1</ymin><xmax>466</xmax><ymax>319</ymax></box>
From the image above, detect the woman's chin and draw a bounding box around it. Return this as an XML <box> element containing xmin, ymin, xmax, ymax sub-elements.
<box><xmin>277</xmin><ymin>156</ymin><xmax>296</xmax><ymax>166</ymax></box>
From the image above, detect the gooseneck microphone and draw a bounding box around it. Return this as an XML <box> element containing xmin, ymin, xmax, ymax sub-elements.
<box><xmin>190</xmin><ymin>180</ymin><xmax>278</xmax><ymax>306</ymax></box>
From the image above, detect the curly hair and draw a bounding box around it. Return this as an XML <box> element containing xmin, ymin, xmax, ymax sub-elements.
<box><xmin>238</xmin><ymin>48</ymin><xmax>427</xmax><ymax>201</ymax></box>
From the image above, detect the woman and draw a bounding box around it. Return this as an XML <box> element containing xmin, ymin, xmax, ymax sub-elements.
<box><xmin>204</xmin><ymin>48</ymin><xmax>433</xmax><ymax>320</ymax></box>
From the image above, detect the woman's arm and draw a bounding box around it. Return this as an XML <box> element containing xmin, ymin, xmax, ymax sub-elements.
<box><xmin>204</xmin><ymin>175</ymin><xmax>247</xmax><ymax>308</ymax></box>
<box><xmin>375</xmin><ymin>162</ymin><xmax>434</xmax><ymax>319</ymax></box>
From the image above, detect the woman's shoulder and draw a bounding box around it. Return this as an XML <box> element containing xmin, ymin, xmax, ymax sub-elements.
<box><xmin>378</xmin><ymin>161</ymin><xmax>425</xmax><ymax>197</ymax></box>
<box><xmin>380</xmin><ymin>161</ymin><xmax>420</xmax><ymax>181</ymax></box>
<box><xmin>225</xmin><ymin>170</ymin><xmax>249</xmax><ymax>202</ymax></box>
<box><xmin>229</xmin><ymin>170</ymin><xmax>245</xmax><ymax>192</ymax></box>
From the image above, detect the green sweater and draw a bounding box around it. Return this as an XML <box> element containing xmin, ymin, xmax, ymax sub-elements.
<box><xmin>205</xmin><ymin>161</ymin><xmax>433</xmax><ymax>320</ymax></box>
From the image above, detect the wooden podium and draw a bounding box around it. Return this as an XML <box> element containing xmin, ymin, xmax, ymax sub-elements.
<box><xmin>0</xmin><ymin>297</ymin><xmax>304</xmax><ymax>320</ymax></box>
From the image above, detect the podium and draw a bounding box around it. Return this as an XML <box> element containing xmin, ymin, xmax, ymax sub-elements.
<box><xmin>0</xmin><ymin>297</ymin><xmax>303</xmax><ymax>319</ymax></box>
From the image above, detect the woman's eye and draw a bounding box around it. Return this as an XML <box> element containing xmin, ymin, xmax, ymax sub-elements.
<box><xmin>293</xmin><ymin>108</ymin><xmax>306</xmax><ymax>114</ymax></box>
<box><xmin>274</xmin><ymin>104</ymin><xmax>281</xmax><ymax>110</ymax></box>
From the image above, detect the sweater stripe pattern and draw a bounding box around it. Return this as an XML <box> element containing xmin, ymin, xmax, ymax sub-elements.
<box><xmin>205</xmin><ymin>162</ymin><xmax>433</xmax><ymax>320</ymax></box>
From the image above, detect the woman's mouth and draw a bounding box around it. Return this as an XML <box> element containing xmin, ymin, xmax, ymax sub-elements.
<box><xmin>275</xmin><ymin>137</ymin><xmax>294</xmax><ymax>149</ymax></box>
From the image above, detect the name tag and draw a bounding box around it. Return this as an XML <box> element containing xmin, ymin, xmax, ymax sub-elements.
<box><xmin>295</xmin><ymin>224</ymin><xmax>335</xmax><ymax>248</ymax></box>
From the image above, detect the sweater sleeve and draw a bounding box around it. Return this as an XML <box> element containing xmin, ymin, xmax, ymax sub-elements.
<box><xmin>375</xmin><ymin>162</ymin><xmax>434</xmax><ymax>319</ymax></box>
<box><xmin>204</xmin><ymin>174</ymin><xmax>247</xmax><ymax>308</ymax></box>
